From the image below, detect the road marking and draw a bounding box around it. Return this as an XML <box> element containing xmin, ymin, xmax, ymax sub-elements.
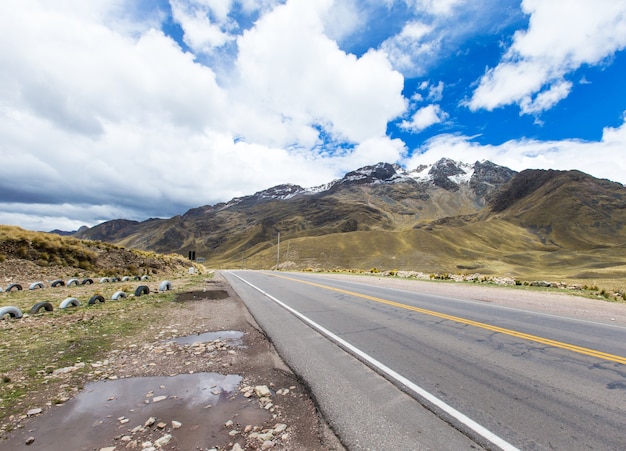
<box><xmin>274</xmin><ymin>273</ymin><xmax>626</xmax><ymax>365</ymax></box>
<box><xmin>229</xmin><ymin>271</ymin><xmax>521</xmax><ymax>451</ymax></box>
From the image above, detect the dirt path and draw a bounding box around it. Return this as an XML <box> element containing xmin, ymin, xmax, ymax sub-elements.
<box><xmin>1</xmin><ymin>274</ymin><xmax>344</xmax><ymax>451</ymax></box>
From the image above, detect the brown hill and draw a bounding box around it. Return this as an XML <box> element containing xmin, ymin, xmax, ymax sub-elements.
<box><xmin>72</xmin><ymin>160</ymin><xmax>626</xmax><ymax>282</ymax></box>
<box><xmin>0</xmin><ymin>225</ymin><xmax>189</xmax><ymax>282</ymax></box>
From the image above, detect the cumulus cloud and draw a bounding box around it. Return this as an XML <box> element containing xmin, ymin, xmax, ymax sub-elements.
<box><xmin>400</xmin><ymin>104</ymin><xmax>448</xmax><ymax>133</ymax></box>
<box><xmin>469</xmin><ymin>0</ymin><xmax>626</xmax><ymax>114</ymax></box>
<box><xmin>0</xmin><ymin>0</ymin><xmax>408</xmax><ymax>230</ymax></box>
<box><xmin>233</xmin><ymin>0</ymin><xmax>405</xmax><ymax>145</ymax></box>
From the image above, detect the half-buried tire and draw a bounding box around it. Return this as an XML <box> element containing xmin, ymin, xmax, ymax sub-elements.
<box><xmin>88</xmin><ymin>295</ymin><xmax>105</xmax><ymax>305</ymax></box>
<box><xmin>51</xmin><ymin>279</ymin><xmax>65</xmax><ymax>288</ymax></box>
<box><xmin>111</xmin><ymin>291</ymin><xmax>126</xmax><ymax>300</ymax></box>
<box><xmin>6</xmin><ymin>283</ymin><xmax>22</xmax><ymax>292</ymax></box>
<box><xmin>159</xmin><ymin>280</ymin><xmax>172</xmax><ymax>291</ymax></box>
<box><xmin>60</xmin><ymin>297</ymin><xmax>81</xmax><ymax>309</ymax></box>
<box><xmin>0</xmin><ymin>306</ymin><xmax>23</xmax><ymax>319</ymax></box>
<box><xmin>29</xmin><ymin>281</ymin><xmax>45</xmax><ymax>290</ymax></box>
<box><xmin>134</xmin><ymin>285</ymin><xmax>150</xmax><ymax>296</ymax></box>
<box><xmin>30</xmin><ymin>302</ymin><xmax>54</xmax><ymax>314</ymax></box>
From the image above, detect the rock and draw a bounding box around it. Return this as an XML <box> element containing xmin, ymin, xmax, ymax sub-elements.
<box><xmin>27</xmin><ymin>408</ymin><xmax>42</xmax><ymax>416</ymax></box>
<box><xmin>152</xmin><ymin>395</ymin><xmax>167</xmax><ymax>403</ymax></box>
<box><xmin>100</xmin><ymin>447</ymin><xmax>116</xmax><ymax>451</ymax></box>
<box><xmin>231</xmin><ymin>444</ymin><xmax>244</xmax><ymax>451</ymax></box>
<box><xmin>261</xmin><ymin>440</ymin><xmax>275</xmax><ymax>449</ymax></box>
<box><xmin>144</xmin><ymin>417</ymin><xmax>157</xmax><ymax>427</ymax></box>
<box><xmin>273</xmin><ymin>423</ymin><xmax>287</xmax><ymax>433</ymax></box>
<box><xmin>154</xmin><ymin>434</ymin><xmax>172</xmax><ymax>447</ymax></box>
<box><xmin>254</xmin><ymin>385</ymin><xmax>271</xmax><ymax>398</ymax></box>
<box><xmin>25</xmin><ymin>436</ymin><xmax>35</xmax><ymax>445</ymax></box>
<box><xmin>171</xmin><ymin>420</ymin><xmax>182</xmax><ymax>429</ymax></box>
<box><xmin>156</xmin><ymin>422</ymin><xmax>167</xmax><ymax>429</ymax></box>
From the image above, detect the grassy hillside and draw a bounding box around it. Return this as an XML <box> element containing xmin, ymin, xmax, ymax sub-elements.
<box><xmin>0</xmin><ymin>225</ymin><xmax>190</xmax><ymax>280</ymax></box>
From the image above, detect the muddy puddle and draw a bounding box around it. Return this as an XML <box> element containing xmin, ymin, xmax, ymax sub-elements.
<box><xmin>3</xmin><ymin>373</ymin><xmax>270</xmax><ymax>450</ymax></box>
<box><xmin>169</xmin><ymin>330</ymin><xmax>245</xmax><ymax>347</ymax></box>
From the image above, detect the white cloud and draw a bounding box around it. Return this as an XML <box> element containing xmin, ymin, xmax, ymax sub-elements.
<box><xmin>470</xmin><ymin>0</ymin><xmax>626</xmax><ymax>113</ymax></box>
<box><xmin>405</xmin><ymin>113</ymin><xmax>626</xmax><ymax>185</ymax></box>
<box><xmin>400</xmin><ymin>104</ymin><xmax>448</xmax><ymax>132</ymax></box>
<box><xmin>380</xmin><ymin>21</ymin><xmax>435</xmax><ymax>76</ymax></box>
<box><xmin>169</xmin><ymin>0</ymin><xmax>235</xmax><ymax>52</ymax></box>
<box><xmin>520</xmin><ymin>79</ymin><xmax>572</xmax><ymax>115</ymax></box>
<box><xmin>0</xmin><ymin>0</ymin><xmax>409</xmax><ymax>230</ymax></box>
<box><xmin>233</xmin><ymin>0</ymin><xmax>406</xmax><ymax>145</ymax></box>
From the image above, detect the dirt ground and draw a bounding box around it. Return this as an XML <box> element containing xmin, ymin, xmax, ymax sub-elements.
<box><xmin>0</xmin><ymin>273</ymin><xmax>344</xmax><ymax>451</ymax></box>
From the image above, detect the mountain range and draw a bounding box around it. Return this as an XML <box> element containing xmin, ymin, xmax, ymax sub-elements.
<box><xmin>73</xmin><ymin>158</ymin><xmax>626</xmax><ymax>281</ymax></box>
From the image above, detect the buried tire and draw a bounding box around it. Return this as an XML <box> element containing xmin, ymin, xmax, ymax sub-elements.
<box><xmin>134</xmin><ymin>285</ymin><xmax>150</xmax><ymax>297</ymax></box>
<box><xmin>0</xmin><ymin>306</ymin><xmax>23</xmax><ymax>319</ymax></box>
<box><xmin>29</xmin><ymin>281</ymin><xmax>45</xmax><ymax>290</ymax></box>
<box><xmin>111</xmin><ymin>291</ymin><xmax>127</xmax><ymax>300</ymax></box>
<box><xmin>159</xmin><ymin>280</ymin><xmax>172</xmax><ymax>291</ymax></box>
<box><xmin>51</xmin><ymin>279</ymin><xmax>65</xmax><ymax>288</ymax></box>
<box><xmin>66</xmin><ymin>278</ymin><xmax>80</xmax><ymax>287</ymax></box>
<box><xmin>6</xmin><ymin>283</ymin><xmax>22</xmax><ymax>292</ymax></box>
<box><xmin>81</xmin><ymin>278</ymin><xmax>94</xmax><ymax>285</ymax></box>
<box><xmin>88</xmin><ymin>295</ymin><xmax>105</xmax><ymax>305</ymax></box>
<box><xmin>30</xmin><ymin>302</ymin><xmax>54</xmax><ymax>314</ymax></box>
<box><xmin>59</xmin><ymin>297</ymin><xmax>81</xmax><ymax>309</ymax></box>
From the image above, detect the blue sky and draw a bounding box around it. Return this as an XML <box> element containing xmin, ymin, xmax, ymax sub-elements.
<box><xmin>1</xmin><ymin>0</ymin><xmax>626</xmax><ymax>231</ymax></box>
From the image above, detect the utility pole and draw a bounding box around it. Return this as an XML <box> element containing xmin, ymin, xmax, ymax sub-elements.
<box><xmin>276</xmin><ymin>231</ymin><xmax>280</xmax><ymax>270</ymax></box>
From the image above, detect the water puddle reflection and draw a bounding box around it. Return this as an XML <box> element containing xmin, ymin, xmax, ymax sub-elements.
<box><xmin>170</xmin><ymin>330</ymin><xmax>244</xmax><ymax>347</ymax></box>
<box><xmin>4</xmin><ymin>372</ymin><xmax>269</xmax><ymax>450</ymax></box>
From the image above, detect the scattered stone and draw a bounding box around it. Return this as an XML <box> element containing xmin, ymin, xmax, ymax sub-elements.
<box><xmin>273</xmin><ymin>423</ymin><xmax>287</xmax><ymax>433</ymax></box>
<box><xmin>25</xmin><ymin>436</ymin><xmax>35</xmax><ymax>445</ymax></box>
<box><xmin>171</xmin><ymin>420</ymin><xmax>182</xmax><ymax>429</ymax></box>
<box><xmin>231</xmin><ymin>444</ymin><xmax>244</xmax><ymax>451</ymax></box>
<box><xmin>156</xmin><ymin>422</ymin><xmax>167</xmax><ymax>429</ymax></box>
<box><xmin>26</xmin><ymin>408</ymin><xmax>42</xmax><ymax>416</ymax></box>
<box><xmin>154</xmin><ymin>434</ymin><xmax>172</xmax><ymax>447</ymax></box>
<box><xmin>152</xmin><ymin>395</ymin><xmax>167</xmax><ymax>403</ymax></box>
<box><xmin>254</xmin><ymin>385</ymin><xmax>271</xmax><ymax>398</ymax></box>
<box><xmin>100</xmin><ymin>447</ymin><xmax>116</xmax><ymax>451</ymax></box>
<box><xmin>144</xmin><ymin>417</ymin><xmax>157</xmax><ymax>427</ymax></box>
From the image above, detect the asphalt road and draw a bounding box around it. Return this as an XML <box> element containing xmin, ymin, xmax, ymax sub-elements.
<box><xmin>222</xmin><ymin>271</ymin><xmax>626</xmax><ymax>450</ymax></box>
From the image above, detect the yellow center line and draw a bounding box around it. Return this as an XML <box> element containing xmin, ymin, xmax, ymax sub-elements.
<box><xmin>274</xmin><ymin>274</ymin><xmax>626</xmax><ymax>365</ymax></box>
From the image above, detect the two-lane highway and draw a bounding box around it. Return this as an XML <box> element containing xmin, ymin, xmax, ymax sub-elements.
<box><xmin>222</xmin><ymin>270</ymin><xmax>626</xmax><ymax>450</ymax></box>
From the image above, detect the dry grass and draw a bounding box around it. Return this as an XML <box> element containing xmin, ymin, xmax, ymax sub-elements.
<box><xmin>0</xmin><ymin>271</ymin><xmax>208</xmax><ymax>429</ymax></box>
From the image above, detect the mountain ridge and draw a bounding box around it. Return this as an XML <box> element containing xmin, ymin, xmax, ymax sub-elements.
<box><xmin>71</xmin><ymin>158</ymin><xmax>626</xmax><ymax>279</ymax></box>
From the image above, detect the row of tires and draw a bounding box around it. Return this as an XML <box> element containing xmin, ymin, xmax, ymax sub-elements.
<box><xmin>1</xmin><ymin>275</ymin><xmax>152</xmax><ymax>293</ymax></box>
<box><xmin>0</xmin><ymin>280</ymin><xmax>172</xmax><ymax>320</ymax></box>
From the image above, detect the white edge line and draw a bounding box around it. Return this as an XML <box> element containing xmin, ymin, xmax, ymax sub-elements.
<box><xmin>228</xmin><ymin>271</ymin><xmax>520</xmax><ymax>451</ymax></box>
